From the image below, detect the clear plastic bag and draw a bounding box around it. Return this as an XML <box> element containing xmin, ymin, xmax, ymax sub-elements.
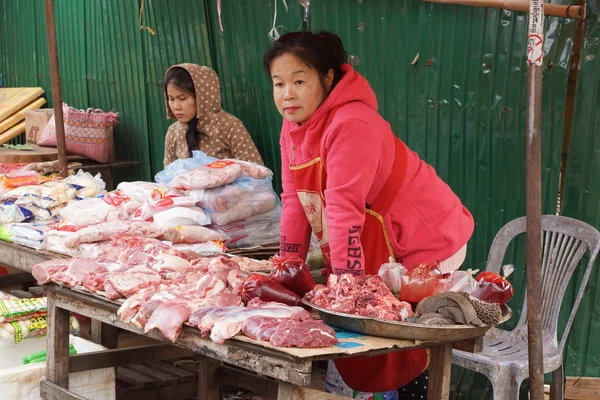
<box><xmin>169</xmin><ymin>159</ymin><xmax>272</xmax><ymax>190</ymax></box>
<box><xmin>219</xmin><ymin>207</ymin><xmax>281</xmax><ymax>249</ymax></box>
<box><xmin>152</xmin><ymin>206</ymin><xmax>211</xmax><ymax>227</ymax></box>
<box><xmin>155</xmin><ymin>150</ymin><xmax>218</xmax><ymax>185</ymax></box>
<box><xmin>436</xmin><ymin>268</ymin><xmax>479</xmax><ymax>294</ymax></box>
<box><xmin>399</xmin><ymin>262</ymin><xmax>443</xmax><ymax>303</ymax></box>
<box><xmin>378</xmin><ymin>258</ymin><xmax>408</xmax><ymax>297</ymax></box>
<box><xmin>471</xmin><ymin>265</ymin><xmax>515</xmax><ymax>305</ymax></box>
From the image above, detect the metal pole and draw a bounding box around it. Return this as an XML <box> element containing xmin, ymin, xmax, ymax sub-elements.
<box><xmin>44</xmin><ymin>0</ymin><xmax>68</xmax><ymax>178</ymax></box>
<box><xmin>299</xmin><ymin>0</ymin><xmax>311</xmax><ymax>31</ymax></box>
<box><xmin>526</xmin><ymin>0</ymin><xmax>545</xmax><ymax>399</ymax></box>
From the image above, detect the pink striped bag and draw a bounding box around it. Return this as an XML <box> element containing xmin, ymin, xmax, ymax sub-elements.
<box><xmin>38</xmin><ymin>103</ymin><xmax>118</xmax><ymax>163</ymax></box>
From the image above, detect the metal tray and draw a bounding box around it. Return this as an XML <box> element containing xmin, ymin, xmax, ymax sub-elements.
<box><xmin>303</xmin><ymin>298</ymin><xmax>512</xmax><ymax>342</ymax></box>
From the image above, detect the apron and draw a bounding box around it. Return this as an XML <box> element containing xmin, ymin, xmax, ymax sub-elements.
<box><xmin>288</xmin><ymin>105</ymin><xmax>429</xmax><ymax>392</ymax></box>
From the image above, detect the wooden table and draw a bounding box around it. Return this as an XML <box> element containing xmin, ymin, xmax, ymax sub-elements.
<box><xmin>0</xmin><ymin>241</ymin><xmax>474</xmax><ymax>399</ymax></box>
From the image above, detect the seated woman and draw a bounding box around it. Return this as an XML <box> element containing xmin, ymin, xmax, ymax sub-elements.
<box><xmin>162</xmin><ymin>63</ymin><xmax>264</xmax><ymax>167</ymax></box>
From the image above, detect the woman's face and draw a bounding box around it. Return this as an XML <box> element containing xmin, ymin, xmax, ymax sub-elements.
<box><xmin>167</xmin><ymin>84</ymin><xmax>197</xmax><ymax>124</ymax></box>
<box><xmin>270</xmin><ymin>53</ymin><xmax>333</xmax><ymax>124</ymax></box>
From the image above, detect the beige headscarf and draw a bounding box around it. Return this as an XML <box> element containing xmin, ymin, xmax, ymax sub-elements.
<box><xmin>163</xmin><ymin>63</ymin><xmax>264</xmax><ymax>167</ymax></box>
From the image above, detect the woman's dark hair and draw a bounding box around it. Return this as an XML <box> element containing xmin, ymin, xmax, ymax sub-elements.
<box><xmin>263</xmin><ymin>31</ymin><xmax>348</xmax><ymax>92</ymax></box>
<box><xmin>164</xmin><ymin>67</ymin><xmax>204</xmax><ymax>156</ymax></box>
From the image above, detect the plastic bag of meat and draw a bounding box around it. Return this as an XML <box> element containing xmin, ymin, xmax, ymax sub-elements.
<box><xmin>240</xmin><ymin>274</ymin><xmax>303</xmax><ymax>307</ymax></box>
<box><xmin>219</xmin><ymin>207</ymin><xmax>281</xmax><ymax>249</ymax></box>
<box><xmin>269</xmin><ymin>255</ymin><xmax>316</xmax><ymax>297</ymax></box>
<box><xmin>471</xmin><ymin>265</ymin><xmax>515</xmax><ymax>305</ymax></box>
<box><xmin>155</xmin><ymin>150</ymin><xmax>218</xmax><ymax>185</ymax></box>
<box><xmin>209</xmin><ymin>190</ymin><xmax>278</xmax><ymax>226</ymax></box>
<box><xmin>60</xmin><ymin>196</ymin><xmax>132</xmax><ymax>226</ymax></box>
<box><xmin>61</xmin><ymin>220</ymin><xmax>166</xmax><ymax>248</ymax></box>
<box><xmin>160</xmin><ymin>225</ymin><xmax>229</xmax><ymax>244</ymax></box>
<box><xmin>199</xmin><ymin>177</ymin><xmax>273</xmax><ymax>212</ymax></box>
<box><xmin>436</xmin><ymin>268</ymin><xmax>479</xmax><ymax>295</ymax></box>
<box><xmin>169</xmin><ymin>159</ymin><xmax>272</xmax><ymax>190</ymax></box>
<box><xmin>152</xmin><ymin>207</ymin><xmax>211</xmax><ymax>227</ymax></box>
<box><xmin>378</xmin><ymin>258</ymin><xmax>408</xmax><ymax>297</ymax></box>
<box><xmin>117</xmin><ymin>181</ymin><xmax>182</xmax><ymax>203</ymax></box>
<box><xmin>399</xmin><ymin>262</ymin><xmax>443</xmax><ymax>304</ymax></box>
<box><xmin>133</xmin><ymin>191</ymin><xmax>204</xmax><ymax>221</ymax></box>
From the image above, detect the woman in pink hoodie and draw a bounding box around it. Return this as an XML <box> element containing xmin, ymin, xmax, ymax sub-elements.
<box><xmin>264</xmin><ymin>31</ymin><xmax>474</xmax><ymax>397</ymax></box>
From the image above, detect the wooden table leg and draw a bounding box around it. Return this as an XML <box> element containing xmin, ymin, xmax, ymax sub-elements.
<box><xmin>46</xmin><ymin>291</ymin><xmax>71</xmax><ymax>389</ymax></box>
<box><xmin>91</xmin><ymin>320</ymin><xmax>119</xmax><ymax>349</ymax></box>
<box><xmin>197</xmin><ymin>356</ymin><xmax>220</xmax><ymax>400</ymax></box>
<box><xmin>277</xmin><ymin>382</ymin><xmax>294</xmax><ymax>400</ymax></box>
<box><xmin>428</xmin><ymin>343</ymin><xmax>453</xmax><ymax>400</ymax></box>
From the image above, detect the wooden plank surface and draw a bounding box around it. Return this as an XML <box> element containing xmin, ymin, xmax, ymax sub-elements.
<box><xmin>117</xmin><ymin>366</ymin><xmax>158</xmax><ymax>388</ymax></box>
<box><xmin>0</xmin><ymin>143</ymin><xmax>59</xmax><ymax>163</ymax></box>
<box><xmin>69</xmin><ymin>344</ymin><xmax>194</xmax><ymax>373</ymax></box>
<box><xmin>127</xmin><ymin>363</ymin><xmax>181</xmax><ymax>384</ymax></box>
<box><xmin>0</xmin><ymin>87</ymin><xmax>44</xmax><ymax>121</ymax></box>
<box><xmin>151</xmin><ymin>361</ymin><xmax>197</xmax><ymax>381</ymax></box>
<box><xmin>0</xmin><ymin>240</ymin><xmax>58</xmax><ymax>272</ymax></box>
<box><xmin>40</xmin><ymin>380</ymin><xmax>87</xmax><ymax>400</ymax></box>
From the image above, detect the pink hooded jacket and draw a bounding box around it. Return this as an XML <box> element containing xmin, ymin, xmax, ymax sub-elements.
<box><xmin>279</xmin><ymin>65</ymin><xmax>474</xmax><ymax>273</ymax></box>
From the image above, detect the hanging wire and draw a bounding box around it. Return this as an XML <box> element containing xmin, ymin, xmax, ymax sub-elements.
<box><xmin>139</xmin><ymin>0</ymin><xmax>156</xmax><ymax>35</ymax></box>
<box><xmin>268</xmin><ymin>0</ymin><xmax>289</xmax><ymax>41</ymax></box>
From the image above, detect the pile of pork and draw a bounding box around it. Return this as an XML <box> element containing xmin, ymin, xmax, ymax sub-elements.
<box><xmin>32</xmin><ymin>242</ymin><xmax>336</xmax><ymax>348</ymax></box>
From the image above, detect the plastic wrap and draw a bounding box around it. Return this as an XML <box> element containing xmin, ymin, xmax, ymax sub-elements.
<box><xmin>132</xmin><ymin>191</ymin><xmax>203</xmax><ymax>221</ymax></box>
<box><xmin>160</xmin><ymin>225</ymin><xmax>229</xmax><ymax>244</ymax></box>
<box><xmin>152</xmin><ymin>207</ymin><xmax>210</xmax><ymax>227</ymax></box>
<box><xmin>155</xmin><ymin>150</ymin><xmax>218</xmax><ymax>185</ymax></box>
<box><xmin>471</xmin><ymin>265</ymin><xmax>515</xmax><ymax>305</ymax></box>
<box><xmin>0</xmin><ymin>297</ymin><xmax>48</xmax><ymax>323</ymax></box>
<box><xmin>220</xmin><ymin>207</ymin><xmax>281</xmax><ymax>249</ymax></box>
<box><xmin>117</xmin><ymin>181</ymin><xmax>182</xmax><ymax>203</ymax></box>
<box><xmin>378</xmin><ymin>258</ymin><xmax>408</xmax><ymax>296</ymax></box>
<box><xmin>169</xmin><ymin>159</ymin><xmax>272</xmax><ymax>190</ymax></box>
<box><xmin>269</xmin><ymin>255</ymin><xmax>316</xmax><ymax>297</ymax></box>
<box><xmin>60</xmin><ymin>197</ymin><xmax>124</xmax><ymax>226</ymax></box>
<box><xmin>0</xmin><ymin>171</ymin><xmax>52</xmax><ymax>189</ymax></box>
<box><xmin>5</xmin><ymin>181</ymin><xmax>77</xmax><ymax>209</ymax></box>
<box><xmin>0</xmin><ymin>315</ymin><xmax>79</xmax><ymax>344</ymax></box>
<box><xmin>0</xmin><ymin>203</ymin><xmax>32</xmax><ymax>224</ymax></box>
<box><xmin>240</xmin><ymin>274</ymin><xmax>303</xmax><ymax>307</ymax></box>
<box><xmin>436</xmin><ymin>268</ymin><xmax>479</xmax><ymax>295</ymax></box>
<box><xmin>399</xmin><ymin>262</ymin><xmax>443</xmax><ymax>304</ymax></box>
<box><xmin>64</xmin><ymin>170</ymin><xmax>106</xmax><ymax>198</ymax></box>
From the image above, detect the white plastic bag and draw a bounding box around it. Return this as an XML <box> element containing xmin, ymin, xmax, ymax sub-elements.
<box><xmin>378</xmin><ymin>258</ymin><xmax>408</xmax><ymax>296</ymax></box>
<box><xmin>152</xmin><ymin>207</ymin><xmax>211</xmax><ymax>227</ymax></box>
<box><xmin>64</xmin><ymin>170</ymin><xmax>106</xmax><ymax>198</ymax></box>
<box><xmin>436</xmin><ymin>268</ymin><xmax>479</xmax><ymax>294</ymax></box>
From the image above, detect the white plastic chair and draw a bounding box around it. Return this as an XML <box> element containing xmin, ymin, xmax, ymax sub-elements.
<box><xmin>452</xmin><ymin>215</ymin><xmax>600</xmax><ymax>399</ymax></box>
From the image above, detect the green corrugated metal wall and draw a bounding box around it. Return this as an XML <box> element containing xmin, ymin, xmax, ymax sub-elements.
<box><xmin>1</xmin><ymin>0</ymin><xmax>599</xmax><ymax>396</ymax></box>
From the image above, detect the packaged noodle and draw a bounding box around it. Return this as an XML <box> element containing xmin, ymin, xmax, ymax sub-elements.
<box><xmin>0</xmin><ymin>297</ymin><xmax>48</xmax><ymax>323</ymax></box>
<box><xmin>0</xmin><ymin>315</ymin><xmax>80</xmax><ymax>344</ymax></box>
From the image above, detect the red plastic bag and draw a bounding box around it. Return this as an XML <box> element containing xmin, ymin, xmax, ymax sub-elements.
<box><xmin>399</xmin><ymin>262</ymin><xmax>442</xmax><ymax>304</ymax></box>
<box><xmin>472</xmin><ymin>265</ymin><xmax>515</xmax><ymax>305</ymax></box>
<box><xmin>269</xmin><ymin>255</ymin><xmax>316</xmax><ymax>297</ymax></box>
<box><xmin>240</xmin><ymin>274</ymin><xmax>303</xmax><ymax>307</ymax></box>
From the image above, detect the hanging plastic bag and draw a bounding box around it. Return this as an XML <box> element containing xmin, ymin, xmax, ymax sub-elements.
<box><xmin>240</xmin><ymin>274</ymin><xmax>303</xmax><ymax>307</ymax></box>
<box><xmin>471</xmin><ymin>265</ymin><xmax>515</xmax><ymax>305</ymax></box>
<box><xmin>378</xmin><ymin>257</ymin><xmax>408</xmax><ymax>297</ymax></box>
<box><xmin>155</xmin><ymin>150</ymin><xmax>218</xmax><ymax>185</ymax></box>
<box><xmin>436</xmin><ymin>268</ymin><xmax>479</xmax><ymax>295</ymax></box>
<box><xmin>269</xmin><ymin>255</ymin><xmax>316</xmax><ymax>297</ymax></box>
<box><xmin>399</xmin><ymin>262</ymin><xmax>443</xmax><ymax>304</ymax></box>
